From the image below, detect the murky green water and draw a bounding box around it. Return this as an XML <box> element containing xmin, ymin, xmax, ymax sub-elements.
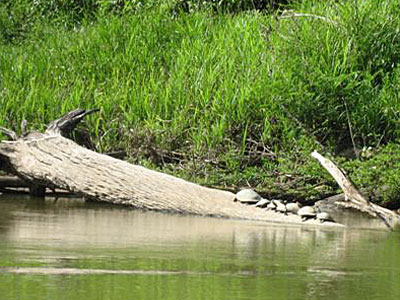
<box><xmin>0</xmin><ymin>194</ymin><xmax>399</xmax><ymax>300</ymax></box>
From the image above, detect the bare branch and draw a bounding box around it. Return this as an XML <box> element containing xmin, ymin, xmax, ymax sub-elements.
<box><xmin>311</xmin><ymin>150</ymin><xmax>399</xmax><ymax>230</ymax></box>
<box><xmin>46</xmin><ymin>108</ymin><xmax>100</xmax><ymax>136</ymax></box>
<box><xmin>280</xmin><ymin>10</ymin><xmax>337</xmax><ymax>26</ymax></box>
<box><xmin>0</xmin><ymin>127</ymin><xmax>18</xmax><ymax>141</ymax></box>
<box><xmin>21</xmin><ymin>120</ymin><xmax>27</xmax><ymax>137</ymax></box>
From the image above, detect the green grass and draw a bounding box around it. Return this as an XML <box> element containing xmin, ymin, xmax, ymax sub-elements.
<box><xmin>1</xmin><ymin>0</ymin><xmax>400</xmax><ymax>207</ymax></box>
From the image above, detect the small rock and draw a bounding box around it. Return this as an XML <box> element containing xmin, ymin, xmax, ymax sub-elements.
<box><xmin>235</xmin><ymin>189</ymin><xmax>262</xmax><ymax>204</ymax></box>
<box><xmin>255</xmin><ymin>199</ymin><xmax>270</xmax><ymax>208</ymax></box>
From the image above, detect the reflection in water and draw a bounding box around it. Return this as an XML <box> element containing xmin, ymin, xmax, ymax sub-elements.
<box><xmin>0</xmin><ymin>194</ymin><xmax>399</xmax><ymax>300</ymax></box>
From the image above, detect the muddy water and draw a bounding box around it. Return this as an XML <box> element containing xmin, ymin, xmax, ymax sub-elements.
<box><xmin>0</xmin><ymin>194</ymin><xmax>399</xmax><ymax>300</ymax></box>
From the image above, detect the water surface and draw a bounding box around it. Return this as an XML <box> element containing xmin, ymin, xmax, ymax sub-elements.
<box><xmin>0</xmin><ymin>194</ymin><xmax>399</xmax><ymax>300</ymax></box>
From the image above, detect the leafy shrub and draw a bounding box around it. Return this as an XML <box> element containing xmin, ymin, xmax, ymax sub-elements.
<box><xmin>342</xmin><ymin>143</ymin><xmax>400</xmax><ymax>207</ymax></box>
<box><xmin>0</xmin><ymin>0</ymin><xmax>97</xmax><ymax>43</ymax></box>
<box><xmin>0</xmin><ymin>0</ymin><xmax>34</xmax><ymax>43</ymax></box>
<box><xmin>269</xmin><ymin>0</ymin><xmax>400</xmax><ymax>150</ymax></box>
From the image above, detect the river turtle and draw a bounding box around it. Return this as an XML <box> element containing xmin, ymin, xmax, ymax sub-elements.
<box><xmin>266</xmin><ymin>201</ymin><xmax>277</xmax><ymax>211</ymax></box>
<box><xmin>235</xmin><ymin>189</ymin><xmax>262</xmax><ymax>204</ymax></box>
<box><xmin>286</xmin><ymin>202</ymin><xmax>301</xmax><ymax>214</ymax></box>
<box><xmin>316</xmin><ymin>212</ymin><xmax>335</xmax><ymax>223</ymax></box>
<box><xmin>297</xmin><ymin>206</ymin><xmax>316</xmax><ymax>221</ymax></box>
<box><xmin>273</xmin><ymin>200</ymin><xmax>287</xmax><ymax>214</ymax></box>
<box><xmin>255</xmin><ymin>199</ymin><xmax>270</xmax><ymax>208</ymax></box>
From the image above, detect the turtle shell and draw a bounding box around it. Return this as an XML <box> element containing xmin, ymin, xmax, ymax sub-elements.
<box><xmin>286</xmin><ymin>202</ymin><xmax>301</xmax><ymax>214</ymax></box>
<box><xmin>235</xmin><ymin>189</ymin><xmax>262</xmax><ymax>204</ymax></box>
<box><xmin>297</xmin><ymin>206</ymin><xmax>316</xmax><ymax>218</ymax></box>
<box><xmin>316</xmin><ymin>212</ymin><xmax>334</xmax><ymax>223</ymax></box>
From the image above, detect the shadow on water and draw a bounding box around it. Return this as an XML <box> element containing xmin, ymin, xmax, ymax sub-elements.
<box><xmin>0</xmin><ymin>193</ymin><xmax>399</xmax><ymax>300</ymax></box>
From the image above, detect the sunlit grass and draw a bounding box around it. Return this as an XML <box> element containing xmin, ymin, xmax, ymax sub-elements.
<box><xmin>1</xmin><ymin>9</ymin><xmax>280</xmax><ymax>152</ymax></box>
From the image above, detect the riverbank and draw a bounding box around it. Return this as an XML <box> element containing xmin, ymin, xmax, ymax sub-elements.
<box><xmin>1</xmin><ymin>0</ymin><xmax>400</xmax><ymax>208</ymax></box>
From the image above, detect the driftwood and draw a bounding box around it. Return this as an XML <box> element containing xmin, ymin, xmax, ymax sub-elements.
<box><xmin>0</xmin><ymin>109</ymin><xmax>318</xmax><ymax>225</ymax></box>
<box><xmin>311</xmin><ymin>151</ymin><xmax>400</xmax><ymax>230</ymax></box>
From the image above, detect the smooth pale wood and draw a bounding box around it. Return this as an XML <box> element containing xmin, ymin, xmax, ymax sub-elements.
<box><xmin>311</xmin><ymin>150</ymin><xmax>400</xmax><ymax>229</ymax></box>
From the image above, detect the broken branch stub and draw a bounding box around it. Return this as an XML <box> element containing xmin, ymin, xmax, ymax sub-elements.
<box><xmin>311</xmin><ymin>150</ymin><xmax>400</xmax><ymax>230</ymax></box>
<box><xmin>46</xmin><ymin>108</ymin><xmax>100</xmax><ymax>137</ymax></box>
<box><xmin>0</xmin><ymin>127</ymin><xmax>18</xmax><ymax>141</ymax></box>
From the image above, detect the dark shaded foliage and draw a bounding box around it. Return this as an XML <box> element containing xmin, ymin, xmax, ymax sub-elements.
<box><xmin>0</xmin><ymin>0</ymin><xmax>293</xmax><ymax>43</ymax></box>
<box><xmin>173</xmin><ymin>0</ymin><xmax>291</xmax><ymax>13</ymax></box>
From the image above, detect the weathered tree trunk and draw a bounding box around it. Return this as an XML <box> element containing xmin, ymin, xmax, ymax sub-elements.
<box><xmin>0</xmin><ymin>110</ymin><xmax>312</xmax><ymax>224</ymax></box>
<box><xmin>0</xmin><ymin>135</ymin><xmax>238</xmax><ymax>215</ymax></box>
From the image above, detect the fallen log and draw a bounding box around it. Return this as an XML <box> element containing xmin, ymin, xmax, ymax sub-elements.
<box><xmin>311</xmin><ymin>151</ymin><xmax>400</xmax><ymax>230</ymax></box>
<box><xmin>0</xmin><ymin>109</ymin><xmax>327</xmax><ymax>226</ymax></box>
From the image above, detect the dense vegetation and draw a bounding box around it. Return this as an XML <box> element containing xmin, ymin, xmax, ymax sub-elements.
<box><xmin>1</xmin><ymin>0</ymin><xmax>400</xmax><ymax>207</ymax></box>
